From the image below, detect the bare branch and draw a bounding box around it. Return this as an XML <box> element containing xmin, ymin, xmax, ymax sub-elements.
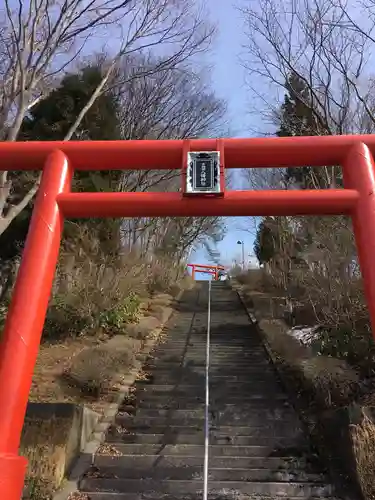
<box><xmin>0</xmin><ymin>0</ymin><xmax>215</xmax><ymax>235</ymax></box>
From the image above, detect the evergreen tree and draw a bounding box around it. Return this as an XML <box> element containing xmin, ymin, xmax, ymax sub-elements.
<box><xmin>0</xmin><ymin>65</ymin><xmax>123</xmax><ymax>262</ymax></box>
<box><xmin>20</xmin><ymin>65</ymin><xmax>121</xmax><ymax>142</ymax></box>
<box><xmin>254</xmin><ymin>217</ymin><xmax>277</xmax><ymax>265</ymax></box>
<box><xmin>277</xmin><ymin>73</ymin><xmax>319</xmax><ymax>138</ymax></box>
<box><xmin>277</xmin><ymin>72</ymin><xmax>332</xmax><ymax>189</ymax></box>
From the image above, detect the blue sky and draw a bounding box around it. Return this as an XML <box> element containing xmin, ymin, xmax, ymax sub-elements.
<box><xmin>189</xmin><ymin>1</ymin><xmax>260</xmax><ymax>275</ymax></box>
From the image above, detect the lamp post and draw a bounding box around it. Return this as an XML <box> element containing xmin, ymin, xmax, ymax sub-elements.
<box><xmin>237</xmin><ymin>240</ymin><xmax>245</xmax><ymax>270</ymax></box>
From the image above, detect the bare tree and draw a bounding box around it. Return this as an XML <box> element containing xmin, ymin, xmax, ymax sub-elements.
<box><xmin>239</xmin><ymin>0</ymin><xmax>373</xmax><ymax>351</ymax></box>
<box><xmin>239</xmin><ymin>0</ymin><xmax>375</xmax><ymax>137</ymax></box>
<box><xmin>115</xmin><ymin>57</ymin><xmax>227</xmax><ymax>141</ymax></box>
<box><xmin>110</xmin><ymin>56</ymin><xmax>227</xmax><ymax>259</ymax></box>
<box><xmin>0</xmin><ymin>0</ymin><xmax>214</xmax><ymax>235</ymax></box>
<box><xmin>239</xmin><ymin>0</ymin><xmax>375</xmax><ymax>268</ymax></box>
<box><xmin>115</xmin><ymin>56</ymin><xmax>227</xmax><ymax>192</ymax></box>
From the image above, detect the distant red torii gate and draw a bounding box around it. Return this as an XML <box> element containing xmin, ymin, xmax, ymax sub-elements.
<box><xmin>1</xmin><ymin>135</ymin><xmax>375</xmax><ymax>497</ymax></box>
<box><xmin>187</xmin><ymin>263</ymin><xmax>226</xmax><ymax>280</ymax></box>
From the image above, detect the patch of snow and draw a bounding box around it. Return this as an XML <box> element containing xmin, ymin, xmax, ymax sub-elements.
<box><xmin>287</xmin><ymin>325</ymin><xmax>321</xmax><ymax>345</ymax></box>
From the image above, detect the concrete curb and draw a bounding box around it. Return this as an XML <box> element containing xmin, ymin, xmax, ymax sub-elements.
<box><xmin>53</xmin><ymin>288</ymin><xmax>185</xmax><ymax>500</ymax></box>
<box><xmin>231</xmin><ymin>282</ymin><xmax>259</xmax><ymax>325</ymax></box>
<box><xmin>232</xmin><ymin>282</ymin><xmax>299</xmax><ymax>401</ymax></box>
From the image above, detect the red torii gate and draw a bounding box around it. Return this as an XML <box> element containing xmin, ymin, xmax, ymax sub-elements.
<box><xmin>0</xmin><ymin>136</ymin><xmax>375</xmax><ymax>498</ymax></box>
<box><xmin>187</xmin><ymin>263</ymin><xmax>226</xmax><ymax>280</ymax></box>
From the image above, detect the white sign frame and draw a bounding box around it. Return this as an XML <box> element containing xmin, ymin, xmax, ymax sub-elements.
<box><xmin>185</xmin><ymin>151</ymin><xmax>221</xmax><ymax>194</ymax></box>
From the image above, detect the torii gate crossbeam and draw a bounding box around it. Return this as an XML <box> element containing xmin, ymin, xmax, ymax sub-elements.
<box><xmin>0</xmin><ymin>136</ymin><xmax>375</xmax><ymax>498</ymax></box>
<box><xmin>187</xmin><ymin>263</ymin><xmax>226</xmax><ymax>280</ymax></box>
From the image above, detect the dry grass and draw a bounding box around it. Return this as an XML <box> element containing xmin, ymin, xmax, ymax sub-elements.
<box><xmin>29</xmin><ymin>337</ymin><xmax>101</xmax><ymax>403</ymax></box>
<box><xmin>125</xmin><ymin>315</ymin><xmax>161</xmax><ymax>340</ymax></box>
<box><xmin>96</xmin><ymin>444</ymin><xmax>123</xmax><ymax>456</ymax></box>
<box><xmin>250</xmin><ymin>290</ymin><xmax>289</xmax><ymax>322</ymax></box>
<box><xmin>144</xmin><ymin>304</ymin><xmax>172</xmax><ymax>323</ymax></box>
<box><xmin>64</xmin><ymin>343</ymin><xmax>137</xmax><ymax>398</ymax></box>
<box><xmin>21</xmin><ymin>417</ymin><xmax>75</xmax><ymax>499</ymax></box>
<box><xmin>29</xmin><ymin>293</ymin><xmax>176</xmax><ymax>406</ymax></box>
<box><xmin>352</xmin><ymin>413</ymin><xmax>375</xmax><ymax>500</ymax></box>
<box><xmin>67</xmin><ymin>493</ymin><xmax>90</xmax><ymax>500</ymax></box>
<box><xmin>236</xmin><ymin>268</ymin><xmax>276</xmax><ymax>293</ymax></box>
<box><xmin>150</xmin><ymin>293</ymin><xmax>173</xmax><ymax>306</ymax></box>
<box><xmin>41</xmin><ymin>227</ymin><xmax>185</xmax><ymax>344</ymax></box>
<box><xmin>300</xmin><ymin>357</ymin><xmax>359</xmax><ymax>407</ymax></box>
<box><xmin>235</xmin><ymin>269</ymin><xmax>262</xmax><ymax>288</ymax></box>
<box><xmin>24</xmin><ymin>235</ymin><xmax>186</xmax><ymax>402</ymax></box>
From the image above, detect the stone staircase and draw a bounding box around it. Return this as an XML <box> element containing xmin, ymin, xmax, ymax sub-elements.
<box><xmin>77</xmin><ymin>282</ymin><xmax>348</xmax><ymax>499</ymax></box>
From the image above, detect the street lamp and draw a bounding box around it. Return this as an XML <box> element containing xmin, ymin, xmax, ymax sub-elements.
<box><xmin>237</xmin><ymin>240</ymin><xmax>245</xmax><ymax>270</ymax></box>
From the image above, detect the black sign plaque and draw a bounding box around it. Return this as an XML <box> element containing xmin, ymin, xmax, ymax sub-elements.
<box><xmin>193</xmin><ymin>157</ymin><xmax>214</xmax><ymax>190</ymax></box>
<box><xmin>185</xmin><ymin>151</ymin><xmax>221</xmax><ymax>195</ymax></box>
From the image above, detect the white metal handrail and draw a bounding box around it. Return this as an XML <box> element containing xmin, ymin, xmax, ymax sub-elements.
<box><xmin>203</xmin><ymin>279</ymin><xmax>212</xmax><ymax>500</ymax></box>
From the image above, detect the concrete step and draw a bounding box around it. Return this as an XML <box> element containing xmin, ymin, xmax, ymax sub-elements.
<box><xmin>149</xmin><ymin>361</ymin><xmax>270</xmax><ymax>367</ymax></box>
<box><xmin>151</xmin><ymin>361</ymin><xmax>271</xmax><ymax>367</ymax></box>
<box><xmin>165</xmin><ymin>365</ymin><xmax>273</xmax><ymax>371</ymax></box>
<box><xmin>151</xmin><ymin>346</ymin><xmax>265</xmax><ymax>352</ymax></box>
<box><xmin>159</xmin><ymin>338</ymin><xmax>264</xmax><ymax>342</ymax></box>
<box><xmin>109</xmin><ymin>424</ymin><xmax>302</xmax><ymax>436</ymax></box>
<box><xmin>135</xmin><ymin>387</ymin><xmax>285</xmax><ymax>396</ymax></box>
<box><xmin>123</xmin><ymin>400</ymin><xmax>291</xmax><ymax>411</ymax></box>
<box><xmin>84</xmin><ymin>493</ymin><xmax>341</xmax><ymax>500</ymax></box>
<box><xmin>116</xmin><ymin>407</ymin><xmax>298</xmax><ymax>420</ymax></box>
<box><xmin>135</xmin><ymin>382</ymin><xmax>284</xmax><ymax>393</ymax></box>
<box><xmin>151</xmin><ymin>350</ymin><xmax>268</xmax><ymax>356</ymax></box>
<box><xmin>119</xmin><ymin>406</ymin><xmax>294</xmax><ymax>425</ymax></box>
<box><xmin>155</xmin><ymin>349</ymin><xmax>265</xmax><ymax>354</ymax></box>
<box><xmin>134</xmin><ymin>377</ymin><xmax>281</xmax><ymax>390</ymax></box>
<box><xmin>144</xmin><ymin>376</ymin><xmax>280</xmax><ymax>384</ymax></box>
<box><xmin>155</xmin><ymin>349</ymin><xmax>263</xmax><ymax>353</ymax></box>
<box><xmin>142</xmin><ymin>369</ymin><xmax>277</xmax><ymax>378</ymax></box>
<box><xmin>94</xmin><ymin>454</ymin><xmax>316</xmax><ymax>470</ymax></box>
<box><xmin>147</xmin><ymin>355</ymin><xmax>268</xmax><ymax>362</ymax></box>
<box><xmin>159</xmin><ymin>342</ymin><xmax>266</xmax><ymax>346</ymax></box>
<box><xmin>133</xmin><ymin>393</ymin><xmax>288</xmax><ymax>404</ymax></box>
<box><xmin>115</xmin><ymin>415</ymin><xmax>300</xmax><ymax>428</ymax></box>
<box><xmin>106</xmin><ymin>433</ymin><xmax>305</xmax><ymax>447</ymax></box>
<box><xmin>151</xmin><ymin>353</ymin><xmax>268</xmax><ymax>361</ymax></box>
<box><xmin>95</xmin><ymin>443</ymin><xmax>310</xmax><ymax>457</ymax></box>
<box><xmin>134</xmin><ymin>384</ymin><xmax>206</xmax><ymax>392</ymax></box>
<box><xmin>80</xmin><ymin>478</ymin><xmax>334</xmax><ymax>497</ymax></box>
<box><xmin>143</xmin><ymin>365</ymin><xmax>273</xmax><ymax>373</ymax></box>
<box><xmin>83</xmin><ymin>465</ymin><xmax>325</xmax><ymax>482</ymax></box>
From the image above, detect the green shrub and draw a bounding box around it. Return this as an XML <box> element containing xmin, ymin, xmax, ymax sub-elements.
<box><xmin>44</xmin><ymin>295</ymin><xmax>91</xmax><ymax>342</ymax></box>
<box><xmin>98</xmin><ymin>292</ymin><xmax>141</xmax><ymax>334</ymax></box>
<box><xmin>311</xmin><ymin>323</ymin><xmax>375</xmax><ymax>378</ymax></box>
